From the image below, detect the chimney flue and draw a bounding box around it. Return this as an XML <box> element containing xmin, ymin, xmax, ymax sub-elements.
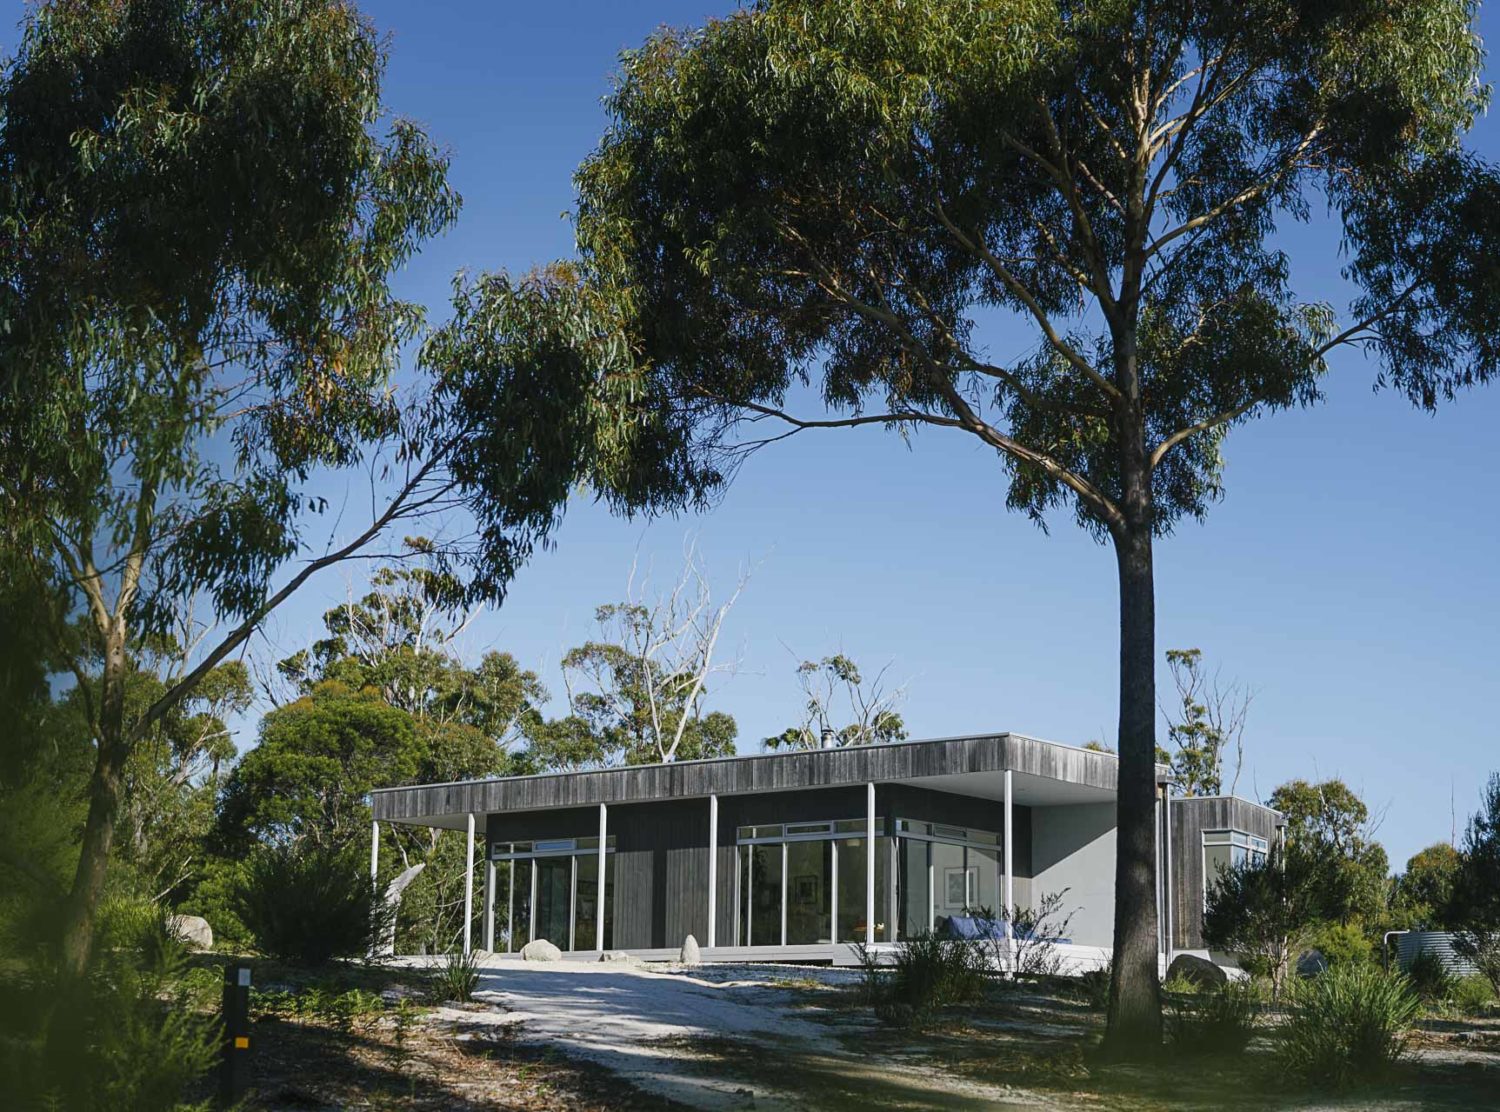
<box><xmin>821</xmin><ymin>727</ymin><xmax>836</xmax><ymax>748</ymax></box>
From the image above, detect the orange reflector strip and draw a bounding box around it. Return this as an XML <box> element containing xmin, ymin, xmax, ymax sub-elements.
<box><xmin>234</xmin><ymin>1037</ymin><xmax>250</xmax><ymax>1049</ymax></box>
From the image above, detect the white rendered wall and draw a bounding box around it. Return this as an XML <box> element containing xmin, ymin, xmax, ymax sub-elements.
<box><xmin>1029</xmin><ymin>803</ymin><xmax>1117</xmax><ymax>948</ymax></box>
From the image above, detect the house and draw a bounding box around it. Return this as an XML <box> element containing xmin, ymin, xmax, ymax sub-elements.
<box><xmin>370</xmin><ymin>732</ymin><xmax>1280</xmax><ymax>966</ymax></box>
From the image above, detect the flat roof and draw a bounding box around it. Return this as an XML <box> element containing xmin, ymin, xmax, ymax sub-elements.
<box><xmin>372</xmin><ymin>731</ymin><xmax>1174</xmax><ymax>831</ymax></box>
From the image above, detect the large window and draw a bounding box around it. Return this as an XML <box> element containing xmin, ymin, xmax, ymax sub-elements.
<box><xmin>734</xmin><ymin>821</ymin><xmax>891</xmax><ymax>945</ymax></box>
<box><xmin>894</xmin><ymin>820</ymin><xmax>1004</xmax><ymax>940</ymax></box>
<box><xmin>1202</xmin><ymin>829</ymin><xmax>1268</xmax><ymax>904</ymax></box>
<box><xmin>492</xmin><ymin>837</ymin><xmax>614</xmax><ymax>951</ymax></box>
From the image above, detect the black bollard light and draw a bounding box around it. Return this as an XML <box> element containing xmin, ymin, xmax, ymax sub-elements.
<box><xmin>219</xmin><ymin>962</ymin><xmax>252</xmax><ymax>1106</ymax></box>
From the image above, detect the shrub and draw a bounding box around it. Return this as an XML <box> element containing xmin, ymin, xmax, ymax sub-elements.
<box><xmin>1404</xmin><ymin>950</ymin><xmax>1456</xmax><ymax>1003</ymax></box>
<box><xmin>976</xmin><ymin>890</ymin><xmax>1078</xmax><ymax>978</ymax></box>
<box><xmin>1077</xmin><ymin>957</ymin><xmax>1112</xmax><ymax>1011</ymax></box>
<box><xmin>1276</xmin><ymin>964</ymin><xmax>1421</xmax><ymax>1089</ymax></box>
<box><xmin>1166</xmin><ymin>981</ymin><xmax>1259</xmax><ymax>1056</ymax></box>
<box><xmin>874</xmin><ymin>933</ymin><xmax>987</xmax><ymax>1027</ymax></box>
<box><xmin>8</xmin><ymin>897</ymin><xmax>222</xmax><ymax>1111</ymax></box>
<box><xmin>1450</xmin><ymin>974</ymin><xmax>1496</xmax><ymax>1013</ymax></box>
<box><xmin>1310</xmin><ymin>921</ymin><xmax>1374</xmax><ymax>968</ymax></box>
<box><xmin>234</xmin><ymin>839</ymin><xmax>392</xmax><ymax>965</ymax></box>
<box><xmin>433</xmin><ymin>948</ymin><xmax>482</xmax><ymax>1003</ymax></box>
<box><xmin>1452</xmin><ymin>929</ymin><xmax>1500</xmax><ymax>997</ymax></box>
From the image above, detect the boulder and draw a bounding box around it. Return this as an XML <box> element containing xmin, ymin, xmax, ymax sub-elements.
<box><xmin>679</xmin><ymin>934</ymin><xmax>701</xmax><ymax>966</ymax></box>
<box><xmin>1165</xmin><ymin>953</ymin><xmax>1227</xmax><ymax>990</ymax></box>
<box><xmin>1297</xmin><ymin>949</ymin><xmax>1329</xmax><ymax>978</ymax></box>
<box><xmin>168</xmin><ymin>914</ymin><xmax>214</xmax><ymax>951</ymax></box>
<box><xmin>521</xmin><ymin>938</ymin><xmax>562</xmax><ymax>962</ymax></box>
<box><xmin>599</xmin><ymin>950</ymin><xmax>643</xmax><ymax>965</ymax></box>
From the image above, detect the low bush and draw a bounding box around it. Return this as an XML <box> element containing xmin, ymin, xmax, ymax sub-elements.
<box><xmin>433</xmin><ymin>948</ymin><xmax>482</xmax><ymax>1003</ymax></box>
<box><xmin>1452</xmin><ymin>929</ymin><xmax>1500</xmax><ymax>997</ymax></box>
<box><xmin>1450</xmin><ymin>973</ymin><xmax>1496</xmax><ymax>1013</ymax></box>
<box><xmin>1276</xmin><ymin>964</ymin><xmax>1421</xmax><ymax>1089</ymax></box>
<box><xmin>1166</xmin><ymin>981</ymin><xmax>1259</xmax><ymax>1056</ymax></box>
<box><xmin>1310</xmin><ymin>921</ymin><xmax>1374</xmax><ymax>968</ymax></box>
<box><xmin>1404</xmin><ymin>950</ymin><xmax>1456</xmax><ymax>1003</ymax></box>
<box><xmin>234</xmin><ymin>839</ymin><xmax>392</xmax><ymax>966</ymax></box>
<box><xmin>6</xmin><ymin>897</ymin><xmax>222</xmax><ymax>1111</ymax></box>
<box><xmin>872</xmin><ymin>933</ymin><xmax>987</xmax><ymax>1027</ymax></box>
<box><xmin>1077</xmin><ymin>958</ymin><xmax>1112</xmax><ymax>1011</ymax></box>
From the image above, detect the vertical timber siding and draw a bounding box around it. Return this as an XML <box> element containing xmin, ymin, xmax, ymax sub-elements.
<box><xmin>1170</xmin><ymin>796</ymin><xmax>1282</xmax><ymax>951</ymax></box>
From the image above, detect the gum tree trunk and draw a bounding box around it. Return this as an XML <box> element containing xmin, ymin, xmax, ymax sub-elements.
<box><xmin>1104</xmin><ymin>473</ymin><xmax>1164</xmax><ymax>1051</ymax></box>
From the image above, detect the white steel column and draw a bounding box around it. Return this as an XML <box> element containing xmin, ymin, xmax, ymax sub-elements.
<box><xmin>707</xmin><ymin>794</ymin><xmax>719</xmax><ymax>948</ymax></box>
<box><xmin>1004</xmin><ymin>769</ymin><xmax>1015</xmax><ymax>971</ymax></box>
<box><xmin>370</xmin><ymin>820</ymin><xmax>379</xmax><ymax>883</ymax></box>
<box><xmin>463</xmin><ymin>812</ymin><xmax>476</xmax><ymax>955</ymax></box>
<box><xmin>780</xmin><ymin>843</ymin><xmax>788</xmax><ymax>945</ymax></box>
<box><xmin>484</xmin><ymin>858</ymin><xmax>496</xmax><ymax>952</ymax></box>
<box><xmin>596</xmin><ymin>803</ymin><xmax>608</xmax><ymax>951</ymax></box>
<box><xmin>1164</xmin><ymin>781</ymin><xmax>1175</xmax><ymax>961</ymax></box>
<box><xmin>865</xmin><ymin>782</ymin><xmax>876</xmax><ymax>945</ymax></box>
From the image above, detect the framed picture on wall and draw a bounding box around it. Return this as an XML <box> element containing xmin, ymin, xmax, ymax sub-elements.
<box><xmin>944</xmin><ymin>866</ymin><xmax>977</xmax><ymax>909</ymax></box>
<box><xmin>793</xmin><ymin>874</ymin><xmax>820</xmax><ymax>905</ymax></box>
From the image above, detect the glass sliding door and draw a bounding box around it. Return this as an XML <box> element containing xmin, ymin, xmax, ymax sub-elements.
<box><xmin>784</xmin><ymin>839</ymin><xmax>832</xmax><ymax>944</ymax></box>
<box><xmin>574</xmin><ymin>852</ymin><xmax>613</xmax><ymax>950</ymax></box>
<box><xmin>534</xmin><ymin>856</ymin><xmax>573</xmax><ymax>948</ymax></box>
<box><xmin>834</xmin><ymin>838</ymin><xmax>865</xmax><ymax>942</ymax></box>
<box><xmin>899</xmin><ymin>837</ymin><xmax>930</xmax><ymax>939</ymax></box>
<box><xmin>508</xmin><ymin>858</ymin><xmax>533</xmax><ymax>950</ymax></box>
<box><xmin>967</xmin><ymin>845</ymin><xmax>1001</xmax><ymax>916</ymax></box>
<box><xmin>740</xmin><ymin>843</ymin><xmax>784</xmax><ymax>946</ymax></box>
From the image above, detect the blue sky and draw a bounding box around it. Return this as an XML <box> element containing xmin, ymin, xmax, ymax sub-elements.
<box><xmin>10</xmin><ymin>2</ymin><xmax>1498</xmax><ymax>869</ymax></box>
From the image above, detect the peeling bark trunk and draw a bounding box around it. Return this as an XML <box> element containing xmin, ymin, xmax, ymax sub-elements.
<box><xmin>1104</xmin><ymin>508</ymin><xmax>1164</xmax><ymax>1053</ymax></box>
<box><xmin>58</xmin><ymin>629</ymin><xmax>129</xmax><ymax>978</ymax></box>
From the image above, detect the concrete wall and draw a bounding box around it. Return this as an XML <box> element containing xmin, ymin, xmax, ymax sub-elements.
<box><xmin>1029</xmin><ymin>803</ymin><xmax>1117</xmax><ymax>948</ymax></box>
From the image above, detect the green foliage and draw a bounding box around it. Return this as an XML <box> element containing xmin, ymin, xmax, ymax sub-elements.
<box><xmin>763</xmin><ymin>654</ymin><xmax>907</xmax><ymax>751</ymax></box>
<box><xmin>2</xmin><ymin>896</ymin><xmax>220</xmax><ymax>1111</ymax></box>
<box><xmin>1449</xmin><ymin>974</ymin><xmax>1496</xmax><ymax>1013</ymax></box>
<box><xmin>1403</xmin><ymin>951</ymin><xmax>1456</xmax><ymax>1003</ymax></box>
<box><xmin>1203</xmin><ymin>843</ymin><xmax>1324</xmax><ymax>994</ymax></box>
<box><xmin>1160</xmin><ymin>649</ymin><xmax>1248</xmax><ymax>798</ymax></box>
<box><xmin>234</xmin><ymin>839</ymin><xmax>391</xmax><ymax>966</ymax></box>
<box><xmin>1310</xmin><ymin>921</ymin><xmax>1375</xmax><ymax>969</ymax></box>
<box><xmin>1269</xmin><ymin>779</ymin><xmax>1390</xmax><ymax>927</ymax></box>
<box><xmin>176</xmin><ymin>856</ymin><xmax>251</xmax><ymax>953</ymax></box>
<box><xmin>1276</xmin><ymin>965</ymin><xmax>1422</xmax><ymax>1090</ymax></box>
<box><xmin>1165</xmin><ymin>981</ymin><xmax>1259</xmax><ymax>1056</ymax></box>
<box><xmin>872</xmin><ymin>933</ymin><xmax>987</xmax><ymax>1028</ymax></box>
<box><xmin>218</xmin><ymin>682</ymin><xmax>423</xmax><ymax>851</ymax></box>
<box><xmin>433</xmin><ymin>949</ymin><xmax>482</xmax><ymax>1003</ymax></box>
<box><xmin>1451</xmin><ymin>773</ymin><xmax>1500</xmax><ymax>932</ymax></box>
<box><xmin>1389</xmin><ymin>842</ymin><xmax>1462</xmax><ymax>930</ymax></box>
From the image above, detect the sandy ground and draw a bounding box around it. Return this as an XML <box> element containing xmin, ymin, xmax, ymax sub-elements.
<box><xmin>440</xmin><ymin>960</ymin><xmax>1056</xmax><ymax>1110</ymax></box>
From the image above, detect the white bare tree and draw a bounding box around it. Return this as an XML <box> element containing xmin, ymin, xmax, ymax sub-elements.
<box><xmin>765</xmin><ymin>652</ymin><xmax>908</xmax><ymax>750</ymax></box>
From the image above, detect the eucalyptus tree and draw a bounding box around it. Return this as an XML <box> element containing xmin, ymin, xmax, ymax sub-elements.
<box><xmin>0</xmin><ymin>3</ymin><xmax>690</xmax><ymax>976</ymax></box>
<box><xmin>552</xmin><ymin>0</ymin><xmax>1500</xmax><ymax>1047</ymax></box>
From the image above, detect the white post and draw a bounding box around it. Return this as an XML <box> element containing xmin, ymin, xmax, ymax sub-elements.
<box><xmin>463</xmin><ymin>812</ymin><xmax>476</xmax><ymax>955</ymax></box>
<box><xmin>707</xmin><ymin>794</ymin><xmax>718</xmax><ymax>949</ymax></box>
<box><xmin>484</xmin><ymin>858</ymin><xmax>496</xmax><ymax>952</ymax></box>
<box><xmin>1004</xmin><ymin>768</ymin><xmax>1014</xmax><ymax>972</ymax></box>
<box><xmin>597</xmin><ymin>802</ymin><xmax>608</xmax><ymax>952</ymax></box>
<box><xmin>865</xmin><ymin>782</ymin><xmax>876</xmax><ymax>945</ymax></box>
<box><xmin>370</xmin><ymin>819</ymin><xmax>379</xmax><ymax>884</ymax></box>
<box><xmin>1164</xmin><ymin>780</ymin><xmax>1174</xmax><ymax>963</ymax></box>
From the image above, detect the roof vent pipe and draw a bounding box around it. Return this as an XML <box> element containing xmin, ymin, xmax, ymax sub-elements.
<box><xmin>821</xmin><ymin>727</ymin><xmax>836</xmax><ymax>749</ymax></box>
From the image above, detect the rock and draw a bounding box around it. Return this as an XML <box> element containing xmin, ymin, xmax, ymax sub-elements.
<box><xmin>521</xmin><ymin>938</ymin><xmax>562</xmax><ymax>962</ymax></box>
<box><xmin>679</xmin><ymin>934</ymin><xmax>701</xmax><ymax>965</ymax></box>
<box><xmin>599</xmin><ymin>950</ymin><xmax>642</xmax><ymax>965</ymax></box>
<box><xmin>1166</xmin><ymin>953</ymin><xmax>1227</xmax><ymax>989</ymax></box>
<box><xmin>168</xmin><ymin>914</ymin><xmax>213</xmax><ymax>951</ymax></box>
<box><xmin>1297</xmin><ymin>949</ymin><xmax>1329</xmax><ymax>978</ymax></box>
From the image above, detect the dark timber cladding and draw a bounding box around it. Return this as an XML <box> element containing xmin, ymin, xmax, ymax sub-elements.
<box><xmin>372</xmin><ymin>732</ymin><xmax>1133</xmax><ymax>824</ymax></box>
<box><xmin>1170</xmin><ymin>795</ymin><xmax>1283</xmax><ymax>951</ymax></box>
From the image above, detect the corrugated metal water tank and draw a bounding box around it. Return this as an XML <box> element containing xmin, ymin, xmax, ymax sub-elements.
<box><xmin>1394</xmin><ymin>931</ymin><xmax>1480</xmax><ymax>976</ymax></box>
